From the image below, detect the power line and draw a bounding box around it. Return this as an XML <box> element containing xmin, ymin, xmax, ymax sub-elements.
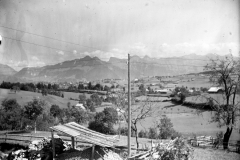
<box><xmin>131</xmin><ymin>62</ymin><xmax>205</xmax><ymax>67</ymax></box>
<box><xmin>2</xmin><ymin>36</ymin><xmax>111</xmax><ymax>60</ymax></box>
<box><xmin>137</xmin><ymin>56</ymin><xmax>211</xmax><ymax>62</ymax></box>
<box><xmin>2</xmin><ymin>35</ymin><xmax>209</xmax><ymax>66</ymax></box>
<box><xmin>0</xmin><ymin>25</ymin><xmax>213</xmax><ymax>63</ymax></box>
<box><xmin>0</xmin><ymin>25</ymin><xmax>110</xmax><ymax>52</ymax></box>
<box><xmin>1</xmin><ymin>36</ymin><xmax>206</xmax><ymax>69</ymax></box>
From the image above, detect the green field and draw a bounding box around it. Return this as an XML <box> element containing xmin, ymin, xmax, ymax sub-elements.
<box><xmin>0</xmin><ymin>89</ymin><xmax>78</xmax><ymax>109</ymax></box>
<box><xmin>118</xmin><ymin>100</ymin><xmax>240</xmax><ymax>142</ymax></box>
<box><xmin>63</xmin><ymin>91</ymin><xmax>91</xmax><ymax>100</ymax></box>
<box><xmin>0</xmin><ymin>88</ymin><xmax>239</xmax><ymax>142</ymax></box>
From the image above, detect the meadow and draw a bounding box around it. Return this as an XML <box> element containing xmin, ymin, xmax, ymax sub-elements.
<box><xmin>118</xmin><ymin>100</ymin><xmax>240</xmax><ymax>142</ymax></box>
<box><xmin>1</xmin><ymin>86</ymin><xmax>239</xmax><ymax>142</ymax></box>
<box><xmin>0</xmin><ymin>88</ymin><xmax>78</xmax><ymax>109</ymax></box>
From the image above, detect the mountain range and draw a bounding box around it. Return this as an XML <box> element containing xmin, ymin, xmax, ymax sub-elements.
<box><xmin>0</xmin><ymin>53</ymin><xmax>230</xmax><ymax>82</ymax></box>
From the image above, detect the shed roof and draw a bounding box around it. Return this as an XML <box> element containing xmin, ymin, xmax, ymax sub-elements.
<box><xmin>50</xmin><ymin>122</ymin><xmax>119</xmax><ymax>147</ymax></box>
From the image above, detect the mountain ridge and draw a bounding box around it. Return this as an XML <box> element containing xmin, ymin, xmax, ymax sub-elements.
<box><xmin>1</xmin><ymin>54</ymin><xmax>235</xmax><ymax>82</ymax></box>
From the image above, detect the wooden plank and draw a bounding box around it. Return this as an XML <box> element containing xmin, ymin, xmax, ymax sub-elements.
<box><xmin>65</xmin><ymin>122</ymin><xmax>118</xmax><ymax>142</ymax></box>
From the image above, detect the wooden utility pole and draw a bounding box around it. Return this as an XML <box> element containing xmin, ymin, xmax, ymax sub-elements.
<box><xmin>51</xmin><ymin>130</ymin><xmax>55</xmax><ymax>160</ymax></box>
<box><xmin>128</xmin><ymin>53</ymin><xmax>131</xmax><ymax>158</ymax></box>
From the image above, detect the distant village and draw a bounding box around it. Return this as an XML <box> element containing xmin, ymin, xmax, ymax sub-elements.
<box><xmin>29</xmin><ymin>73</ymin><xmax>221</xmax><ymax>96</ymax></box>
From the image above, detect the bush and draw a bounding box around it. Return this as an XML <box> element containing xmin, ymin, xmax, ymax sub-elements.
<box><xmin>138</xmin><ymin>130</ymin><xmax>148</xmax><ymax>138</ymax></box>
<box><xmin>148</xmin><ymin>127</ymin><xmax>158</xmax><ymax>139</ymax></box>
<box><xmin>117</xmin><ymin>127</ymin><xmax>128</xmax><ymax>136</ymax></box>
<box><xmin>158</xmin><ymin>115</ymin><xmax>174</xmax><ymax>139</ymax></box>
<box><xmin>88</xmin><ymin>120</ymin><xmax>116</xmax><ymax>135</ymax></box>
<box><xmin>170</xmin><ymin>129</ymin><xmax>182</xmax><ymax>140</ymax></box>
<box><xmin>88</xmin><ymin>108</ymin><xmax>118</xmax><ymax>135</ymax></box>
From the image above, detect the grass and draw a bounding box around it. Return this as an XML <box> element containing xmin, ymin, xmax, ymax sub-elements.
<box><xmin>192</xmin><ymin>148</ymin><xmax>240</xmax><ymax>160</ymax></box>
<box><xmin>0</xmin><ymin>88</ymin><xmax>78</xmax><ymax>109</ymax></box>
<box><xmin>1</xmin><ymin>88</ymin><xmax>239</xmax><ymax>142</ymax></box>
<box><xmin>63</xmin><ymin>91</ymin><xmax>91</xmax><ymax>100</ymax></box>
<box><xmin>116</xmin><ymin>100</ymin><xmax>240</xmax><ymax>141</ymax></box>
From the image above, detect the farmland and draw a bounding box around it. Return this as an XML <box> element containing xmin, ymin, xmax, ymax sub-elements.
<box><xmin>0</xmin><ymin>88</ymin><xmax>78</xmax><ymax>109</ymax></box>
<box><xmin>118</xmin><ymin>100</ymin><xmax>240</xmax><ymax>142</ymax></box>
<box><xmin>0</xmin><ymin>74</ymin><xmax>240</xmax><ymax>142</ymax></box>
<box><xmin>0</xmin><ymin>74</ymin><xmax>239</xmax><ymax>158</ymax></box>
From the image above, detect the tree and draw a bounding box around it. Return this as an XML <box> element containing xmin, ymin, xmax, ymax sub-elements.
<box><xmin>12</xmin><ymin>86</ymin><xmax>20</xmax><ymax>93</ymax></box>
<box><xmin>47</xmin><ymin>83</ymin><xmax>52</xmax><ymax>89</ymax></box>
<box><xmin>42</xmin><ymin>89</ymin><xmax>48</xmax><ymax>96</ymax></box>
<box><xmin>88</xmin><ymin>107</ymin><xmax>118</xmax><ymax>134</ymax></box>
<box><xmin>148</xmin><ymin>127</ymin><xmax>158</xmax><ymax>139</ymax></box>
<box><xmin>104</xmin><ymin>85</ymin><xmax>110</xmax><ymax>92</ymax></box>
<box><xmin>94</xmin><ymin>83</ymin><xmax>102</xmax><ymax>90</ymax></box>
<box><xmin>78</xmin><ymin>83</ymin><xmax>84</xmax><ymax>90</ymax></box>
<box><xmin>70</xmin><ymin>106</ymin><xmax>88</xmax><ymax>124</ymax></box>
<box><xmin>111</xmin><ymin>84</ymin><xmax>115</xmax><ymax>89</ymax></box>
<box><xmin>102</xmin><ymin>107</ymin><xmax>118</xmax><ymax>124</ymax></box>
<box><xmin>0</xmin><ymin>99</ymin><xmax>24</xmax><ymax>130</ymax></box>
<box><xmin>79</xmin><ymin>93</ymin><xmax>87</xmax><ymax>103</ymax></box>
<box><xmin>85</xmin><ymin>99</ymin><xmax>95</xmax><ymax>112</ymax></box>
<box><xmin>173</xmin><ymin>86</ymin><xmax>189</xmax><ymax>103</ymax></box>
<box><xmin>139</xmin><ymin>84</ymin><xmax>146</xmax><ymax>95</ymax></box>
<box><xmin>50</xmin><ymin>104</ymin><xmax>62</xmax><ymax>118</ymax></box>
<box><xmin>88</xmin><ymin>82</ymin><xmax>92</xmax><ymax>90</ymax></box>
<box><xmin>24</xmin><ymin>98</ymin><xmax>45</xmax><ymax>133</ymax></box>
<box><xmin>124</xmin><ymin>100</ymin><xmax>155</xmax><ymax>150</ymax></box>
<box><xmin>90</xmin><ymin>93</ymin><xmax>102</xmax><ymax>106</ymax></box>
<box><xmin>205</xmin><ymin>54</ymin><xmax>240</xmax><ymax>149</ymax></box>
<box><xmin>157</xmin><ymin>115</ymin><xmax>174</xmax><ymax>139</ymax></box>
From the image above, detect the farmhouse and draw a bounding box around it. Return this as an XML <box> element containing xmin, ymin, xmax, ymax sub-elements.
<box><xmin>208</xmin><ymin>87</ymin><xmax>223</xmax><ymax>94</ymax></box>
<box><xmin>75</xmin><ymin>103</ymin><xmax>86</xmax><ymax>110</ymax></box>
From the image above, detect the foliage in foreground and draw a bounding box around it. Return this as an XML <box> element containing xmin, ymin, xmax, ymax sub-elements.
<box><xmin>88</xmin><ymin>107</ymin><xmax>118</xmax><ymax>135</ymax></box>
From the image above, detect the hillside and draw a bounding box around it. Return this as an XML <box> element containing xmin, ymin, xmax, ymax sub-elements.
<box><xmin>14</xmin><ymin>56</ymin><xmax>126</xmax><ymax>82</ymax></box>
<box><xmin>0</xmin><ymin>64</ymin><xmax>17</xmax><ymax>82</ymax></box>
<box><xmin>11</xmin><ymin>53</ymin><xmax>234</xmax><ymax>82</ymax></box>
<box><xmin>0</xmin><ymin>88</ymin><xmax>77</xmax><ymax>109</ymax></box>
<box><xmin>0</xmin><ymin>64</ymin><xmax>16</xmax><ymax>76</ymax></box>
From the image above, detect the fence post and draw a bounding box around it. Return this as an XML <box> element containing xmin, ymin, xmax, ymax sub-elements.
<box><xmin>5</xmin><ymin>133</ymin><xmax>7</xmax><ymax>142</ymax></box>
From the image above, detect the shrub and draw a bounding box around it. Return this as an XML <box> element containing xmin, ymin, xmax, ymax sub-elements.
<box><xmin>88</xmin><ymin>108</ymin><xmax>118</xmax><ymax>135</ymax></box>
<box><xmin>138</xmin><ymin>130</ymin><xmax>148</xmax><ymax>138</ymax></box>
<box><xmin>117</xmin><ymin>127</ymin><xmax>128</xmax><ymax>136</ymax></box>
<box><xmin>88</xmin><ymin>120</ymin><xmax>116</xmax><ymax>135</ymax></box>
<box><xmin>148</xmin><ymin>127</ymin><xmax>158</xmax><ymax>139</ymax></box>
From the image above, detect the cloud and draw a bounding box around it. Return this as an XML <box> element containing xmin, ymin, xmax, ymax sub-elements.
<box><xmin>4</xmin><ymin>60</ymin><xmax>29</xmax><ymax>71</ymax></box>
<box><xmin>69</xmin><ymin>41</ymin><xmax>239</xmax><ymax>62</ymax></box>
<box><xmin>147</xmin><ymin>42</ymin><xmax>240</xmax><ymax>57</ymax></box>
<box><xmin>73</xmin><ymin>50</ymin><xmax>77</xmax><ymax>55</ymax></box>
<box><xmin>31</xmin><ymin>56</ymin><xmax>39</xmax><ymax>61</ymax></box>
<box><xmin>81</xmin><ymin>48</ymin><xmax>128</xmax><ymax>61</ymax></box>
<box><xmin>56</xmin><ymin>51</ymin><xmax>64</xmax><ymax>55</ymax></box>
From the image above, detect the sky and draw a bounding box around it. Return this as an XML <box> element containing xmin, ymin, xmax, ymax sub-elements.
<box><xmin>0</xmin><ymin>0</ymin><xmax>239</xmax><ymax>70</ymax></box>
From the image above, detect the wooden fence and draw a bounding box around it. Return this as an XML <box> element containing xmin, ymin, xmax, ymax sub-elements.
<box><xmin>0</xmin><ymin>133</ymin><xmax>92</xmax><ymax>148</ymax></box>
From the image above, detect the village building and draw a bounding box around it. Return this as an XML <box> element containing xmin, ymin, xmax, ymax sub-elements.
<box><xmin>208</xmin><ymin>87</ymin><xmax>223</xmax><ymax>94</ymax></box>
<box><xmin>75</xmin><ymin>103</ymin><xmax>86</xmax><ymax>110</ymax></box>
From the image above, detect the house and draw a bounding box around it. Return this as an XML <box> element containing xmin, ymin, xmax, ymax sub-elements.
<box><xmin>75</xmin><ymin>103</ymin><xmax>86</xmax><ymax>110</ymax></box>
<box><xmin>155</xmin><ymin>89</ymin><xmax>172</xmax><ymax>97</ymax></box>
<box><xmin>208</xmin><ymin>87</ymin><xmax>223</xmax><ymax>94</ymax></box>
<box><xmin>110</xmin><ymin>88</ymin><xmax>122</xmax><ymax>93</ymax></box>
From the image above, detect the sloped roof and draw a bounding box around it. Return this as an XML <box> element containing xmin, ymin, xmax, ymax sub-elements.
<box><xmin>208</xmin><ymin>87</ymin><xmax>222</xmax><ymax>92</ymax></box>
<box><xmin>75</xmin><ymin>103</ymin><xmax>86</xmax><ymax>110</ymax></box>
<box><xmin>50</xmin><ymin>122</ymin><xmax>119</xmax><ymax>147</ymax></box>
